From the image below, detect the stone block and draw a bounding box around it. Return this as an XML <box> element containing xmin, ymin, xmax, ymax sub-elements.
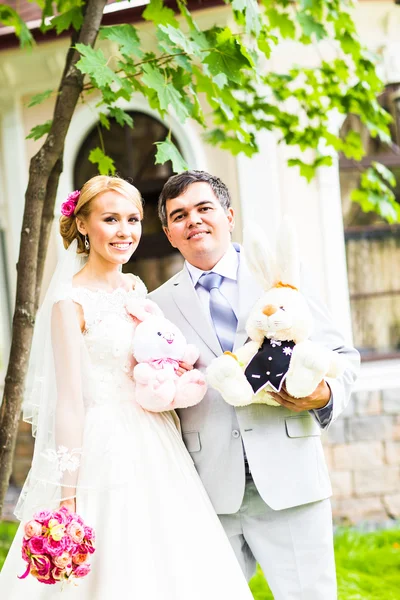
<box><xmin>382</xmin><ymin>388</ymin><xmax>400</xmax><ymax>414</ymax></box>
<box><xmin>384</xmin><ymin>441</ymin><xmax>400</xmax><ymax>465</ymax></box>
<box><xmin>354</xmin><ymin>466</ymin><xmax>400</xmax><ymax>496</ymax></box>
<box><xmin>324</xmin><ymin>418</ymin><xmax>346</xmax><ymax>445</ymax></box>
<box><xmin>354</xmin><ymin>389</ymin><xmax>382</xmax><ymax>416</ymax></box>
<box><xmin>347</xmin><ymin>416</ymin><xmax>393</xmax><ymax>442</ymax></box>
<box><xmin>383</xmin><ymin>494</ymin><xmax>400</xmax><ymax>518</ymax></box>
<box><xmin>332</xmin><ymin>496</ymin><xmax>386</xmax><ymax>525</ymax></box>
<box><xmin>333</xmin><ymin>442</ymin><xmax>384</xmax><ymax>470</ymax></box>
<box><xmin>330</xmin><ymin>470</ymin><xmax>353</xmax><ymax>498</ymax></box>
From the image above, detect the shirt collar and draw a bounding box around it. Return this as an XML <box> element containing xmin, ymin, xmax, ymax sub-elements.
<box><xmin>185</xmin><ymin>243</ymin><xmax>240</xmax><ymax>287</ymax></box>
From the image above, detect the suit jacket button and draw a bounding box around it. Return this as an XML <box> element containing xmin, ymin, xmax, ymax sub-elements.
<box><xmin>232</xmin><ymin>429</ymin><xmax>240</xmax><ymax>438</ymax></box>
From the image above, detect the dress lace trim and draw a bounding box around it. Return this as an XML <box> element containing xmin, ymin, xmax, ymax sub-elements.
<box><xmin>53</xmin><ymin>278</ymin><xmax>147</xmax><ymax>331</ymax></box>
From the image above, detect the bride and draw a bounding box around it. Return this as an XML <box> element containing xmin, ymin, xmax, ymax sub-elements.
<box><xmin>0</xmin><ymin>175</ymin><xmax>254</xmax><ymax>599</ymax></box>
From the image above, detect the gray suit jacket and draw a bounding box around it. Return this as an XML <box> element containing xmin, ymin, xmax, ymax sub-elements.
<box><xmin>149</xmin><ymin>247</ymin><xmax>359</xmax><ymax>514</ymax></box>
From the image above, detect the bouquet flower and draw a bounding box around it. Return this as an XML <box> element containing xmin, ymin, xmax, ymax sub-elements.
<box><xmin>19</xmin><ymin>506</ymin><xmax>95</xmax><ymax>585</ymax></box>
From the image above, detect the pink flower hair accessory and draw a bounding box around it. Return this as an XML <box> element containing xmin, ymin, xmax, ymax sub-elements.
<box><xmin>61</xmin><ymin>190</ymin><xmax>80</xmax><ymax>217</ymax></box>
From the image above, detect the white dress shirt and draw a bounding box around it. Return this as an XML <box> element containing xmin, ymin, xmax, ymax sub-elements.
<box><xmin>185</xmin><ymin>243</ymin><xmax>240</xmax><ymax>327</ymax></box>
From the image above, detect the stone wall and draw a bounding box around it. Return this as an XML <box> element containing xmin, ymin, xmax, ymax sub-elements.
<box><xmin>9</xmin><ymin>387</ymin><xmax>400</xmax><ymax>524</ymax></box>
<box><xmin>324</xmin><ymin>388</ymin><xmax>400</xmax><ymax>524</ymax></box>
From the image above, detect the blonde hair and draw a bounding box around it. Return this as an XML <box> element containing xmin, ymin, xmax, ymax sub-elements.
<box><xmin>60</xmin><ymin>175</ymin><xmax>143</xmax><ymax>252</ymax></box>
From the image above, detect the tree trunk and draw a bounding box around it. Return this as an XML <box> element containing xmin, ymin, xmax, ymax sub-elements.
<box><xmin>0</xmin><ymin>0</ymin><xmax>108</xmax><ymax>521</ymax></box>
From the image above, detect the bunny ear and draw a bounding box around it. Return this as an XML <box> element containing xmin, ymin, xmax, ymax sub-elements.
<box><xmin>276</xmin><ymin>216</ymin><xmax>301</xmax><ymax>289</ymax></box>
<box><xmin>243</xmin><ymin>222</ymin><xmax>279</xmax><ymax>291</ymax></box>
<box><xmin>126</xmin><ymin>299</ymin><xmax>163</xmax><ymax>323</ymax></box>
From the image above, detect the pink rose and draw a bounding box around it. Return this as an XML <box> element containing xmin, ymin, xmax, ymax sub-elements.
<box><xmin>84</xmin><ymin>526</ymin><xmax>95</xmax><ymax>541</ymax></box>
<box><xmin>72</xmin><ymin>552</ymin><xmax>88</xmax><ymax>565</ymax></box>
<box><xmin>24</xmin><ymin>520</ymin><xmax>42</xmax><ymax>538</ymax></box>
<box><xmin>31</xmin><ymin>554</ymin><xmax>51</xmax><ymax>578</ymax></box>
<box><xmin>67</xmin><ymin>521</ymin><xmax>85</xmax><ymax>543</ymax></box>
<box><xmin>61</xmin><ymin>535</ymin><xmax>74</xmax><ymax>553</ymax></box>
<box><xmin>28</xmin><ymin>536</ymin><xmax>45</xmax><ymax>554</ymax></box>
<box><xmin>33</xmin><ymin>510</ymin><xmax>52</xmax><ymax>525</ymax></box>
<box><xmin>73</xmin><ymin>563</ymin><xmax>91</xmax><ymax>579</ymax></box>
<box><xmin>51</xmin><ymin>566</ymin><xmax>65</xmax><ymax>581</ymax></box>
<box><xmin>51</xmin><ymin>510</ymin><xmax>70</xmax><ymax>526</ymax></box>
<box><xmin>45</xmin><ymin>536</ymin><xmax>65</xmax><ymax>556</ymax></box>
<box><xmin>53</xmin><ymin>551</ymin><xmax>72</xmax><ymax>569</ymax></box>
<box><xmin>60</xmin><ymin>191</ymin><xmax>80</xmax><ymax>217</ymax></box>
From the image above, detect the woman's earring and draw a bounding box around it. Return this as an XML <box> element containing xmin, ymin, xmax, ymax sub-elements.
<box><xmin>85</xmin><ymin>235</ymin><xmax>90</xmax><ymax>251</ymax></box>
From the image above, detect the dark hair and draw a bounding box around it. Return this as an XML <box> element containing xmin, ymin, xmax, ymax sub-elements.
<box><xmin>158</xmin><ymin>170</ymin><xmax>231</xmax><ymax>227</ymax></box>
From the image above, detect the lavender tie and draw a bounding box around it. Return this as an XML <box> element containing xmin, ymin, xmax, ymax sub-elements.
<box><xmin>198</xmin><ymin>272</ymin><xmax>237</xmax><ymax>353</ymax></box>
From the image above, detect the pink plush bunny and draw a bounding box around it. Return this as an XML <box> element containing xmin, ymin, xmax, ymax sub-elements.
<box><xmin>126</xmin><ymin>299</ymin><xmax>207</xmax><ymax>412</ymax></box>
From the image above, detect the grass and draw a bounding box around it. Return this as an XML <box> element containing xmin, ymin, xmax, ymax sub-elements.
<box><xmin>1</xmin><ymin>522</ymin><xmax>399</xmax><ymax>598</ymax></box>
<box><xmin>0</xmin><ymin>520</ymin><xmax>18</xmax><ymax>570</ymax></box>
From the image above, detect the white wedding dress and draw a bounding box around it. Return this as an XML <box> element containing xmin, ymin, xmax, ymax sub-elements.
<box><xmin>0</xmin><ymin>284</ymin><xmax>253</xmax><ymax>599</ymax></box>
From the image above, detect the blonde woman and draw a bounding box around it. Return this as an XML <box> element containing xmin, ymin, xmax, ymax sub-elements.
<box><xmin>0</xmin><ymin>176</ymin><xmax>253</xmax><ymax>600</ymax></box>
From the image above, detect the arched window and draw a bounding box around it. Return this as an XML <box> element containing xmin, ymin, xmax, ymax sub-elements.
<box><xmin>74</xmin><ymin>110</ymin><xmax>184</xmax><ymax>291</ymax></box>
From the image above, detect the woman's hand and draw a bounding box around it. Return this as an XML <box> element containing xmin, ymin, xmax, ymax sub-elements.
<box><xmin>60</xmin><ymin>498</ymin><xmax>76</xmax><ymax>513</ymax></box>
<box><xmin>176</xmin><ymin>361</ymin><xmax>194</xmax><ymax>377</ymax></box>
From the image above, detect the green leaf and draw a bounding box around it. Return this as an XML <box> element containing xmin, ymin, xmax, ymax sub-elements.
<box><xmin>297</xmin><ymin>12</ymin><xmax>327</xmax><ymax>40</ymax></box>
<box><xmin>99</xmin><ymin>24</ymin><xmax>144</xmax><ymax>59</ymax></box>
<box><xmin>203</xmin><ymin>38</ymin><xmax>252</xmax><ymax>85</ymax></box>
<box><xmin>155</xmin><ymin>139</ymin><xmax>188</xmax><ymax>173</ymax></box>
<box><xmin>27</xmin><ymin>89</ymin><xmax>53</xmax><ymax>108</ymax></box>
<box><xmin>99</xmin><ymin>112</ymin><xmax>110</xmax><ymax>130</ymax></box>
<box><xmin>371</xmin><ymin>161</ymin><xmax>396</xmax><ymax>187</ymax></box>
<box><xmin>108</xmin><ymin>107</ymin><xmax>134</xmax><ymax>128</ymax></box>
<box><xmin>89</xmin><ymin>147</ymin><xmax>116</xmax><ymax>176</ymax></box>
<box><xmin>287</xmin><ymin>158</ymin><xmax>316</xmax><ymax>182</ymax></box>
<box><xmin>141</xmin><ymin>64</ymin><xmax>189</xmax><ymax>122</ymax></box>
<box><xmin>143</xmin><ymin>0</ymin><xmax>179</xmax><ymax>27</ymax></box>
<box><xmin>232</xmin><ymin>0</ymin><xmax>261</xmax><ymax>36</ymax></box>
<box><xmin>51</xmin><ymin>6</ymin><xmax>83</xmax><ymax>34</ymax></box>
<box><xmin>75</xmin><ymin>44</ymin><xmax>119</xmax><ymax>88</ymax></box>
<box><xmin>26</xmin><ymin>120</ymin><xmax>52</xmax><ymax>141</ymax></box>
<box><xmin>342</xmin><ymin>130</ymin><xmax>364</xmax><ymax>161</ymax></box>
<box><xmin>158</xmin><ymin>24</ymin><xmax>199</xmax><ymax>56</ymax></box>
<box><xmin>0</xmin><ymin>5</ymin><xmax>34</xmax><ymax>47</ymax></box>
<box><xmin>265</xmin><ymin>8</ymin><xmax>295</xmax><ymax>39</ymax></box>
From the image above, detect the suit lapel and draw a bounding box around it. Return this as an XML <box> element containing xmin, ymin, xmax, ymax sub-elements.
<box><xmin>234</xmin><ymin>247</ymin><xmax>263</xmax><ymax>351</ymax></box>
<box><xmin>171</xmin><ymin>268</ymin><xmax>222</xmax><ymax>357</ymax></box>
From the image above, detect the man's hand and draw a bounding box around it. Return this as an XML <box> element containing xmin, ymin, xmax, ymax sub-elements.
<box><xmin>269</xmin><ymin>379</ymin><xmax>331</xmax><ymax>412</ymax></box>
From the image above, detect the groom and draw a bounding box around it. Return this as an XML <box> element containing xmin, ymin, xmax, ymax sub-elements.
<box><xmin>150</xmin><ymin>170</ymin><xmax>359</xmax><ymax>599</ymax></box>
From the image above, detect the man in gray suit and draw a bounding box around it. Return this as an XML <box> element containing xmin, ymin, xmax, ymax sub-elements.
<box><xmin>149</xmin><ymin>170</ymin><xmax>359</xmax><ymax>600</ymax></box>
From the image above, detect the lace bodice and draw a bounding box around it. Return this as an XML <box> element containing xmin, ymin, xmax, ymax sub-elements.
<box><xmin>55</xmin><ymin>280</ymin><xmax>147</xmax><ymax>408</ymax></box>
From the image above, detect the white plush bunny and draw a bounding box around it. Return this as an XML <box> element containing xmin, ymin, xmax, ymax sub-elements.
<box><xmin>206</xmin><ymin>219</ymin><xmax>345</xmax><ymax>407</ymax></box>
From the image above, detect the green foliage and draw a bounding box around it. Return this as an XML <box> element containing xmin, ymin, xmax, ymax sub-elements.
<box><xmin>26</xmin><ymin>120</ymin><xmax>53</xmax><ymax>141</ymax></box>
<box><xmin>351</xmin><ymin>163</ymin><xmax>400</xmax><ymax>224</ymax></box>
<box><xmin>51</xmin><ymin>6</ymin><xmax>83</xmax><ymax>34</ymax></box>
<box><xmin>27</xmin><ymin>90</ymin><xmax>54</xmax><ymax>108</ymax></box>
<box><xmin>0</xmin><ymin>521</ymin><xmax>18</xmax><ymax>570</ymax></box>
<box><xmin>88</xmin><ymin>147</ymin><xmax>116</xmax><ymax>176</ymax></box>
<box><xmin>8</xmin><ymin>0</ymin><xmax>399</xmax><ymax>217</ymax></box>
<box><xmin>0</xmin><ymin>4</ymin><xmax>33</xmax><ymax>47</ymax></box>
<box><xmin>155</xmin><ymin>138</ymin><xmax>188</xmax><ymax>173</ymax></box>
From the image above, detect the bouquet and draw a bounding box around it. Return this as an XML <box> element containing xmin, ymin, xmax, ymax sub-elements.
<box><xmin>19</xmin><ymin>506</ymin><xmax>95</xmax><ymax>585</ymax></box>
